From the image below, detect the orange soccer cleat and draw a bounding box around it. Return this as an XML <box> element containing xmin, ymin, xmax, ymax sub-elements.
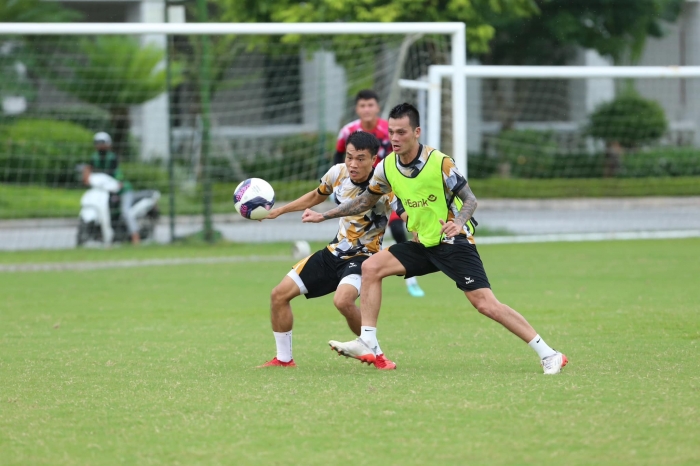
<box><xmin>258</xmin><ymin>357</ymin><xmax>297</xmax><ymax>368</ymax></box>
<box><xmin>374</xmin><ymin>354</ymin><xmax>397</xmax><ymax>370</ymax></box>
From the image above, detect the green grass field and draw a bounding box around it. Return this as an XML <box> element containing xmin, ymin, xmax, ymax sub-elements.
<box><xmin>1</xmin><ymin>239</ymin><xmax>699</xmax><ymax>465</ymax></box>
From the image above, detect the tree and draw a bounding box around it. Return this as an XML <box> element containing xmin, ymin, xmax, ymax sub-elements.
<box><xmin>587</xmin><ymin>90</ymin><xmax>668</xmax><ymax>176</ymax></box>
<box><xmin>213</xmin><ymin>0</ymin><xmax>541</xmax><ymax>55</ymax></box>
<box><xmin>53</xmin><ymin>37</ymin><xmax>182</xmax><ymax>158</ymax></box>
<box><xmin>208</xmin><ymin>0</ymin><xmax>543</xmax><ymax>126</ymax></box>
<box><xmin>0</xmin><ymin>0</ymin><xmax>81</xmax><ymax>115</ymax></box>
<box><xmin>168</xmin><ymin>3</ymin><xmax>248</xmax><ymax>123</ymax></box>
<box><xmin>175</xmin><ymin>0</ymin><xmax>541</xmax><ymax>121</ymax></box>
<box><xmin>467</xmin><ymin>0</ymin><xmax>683</xmax><ymax>135</ymax></box>
<box><xmin>478</xmin><ymin>0</ymin><xmax>684</xmax><ymax>66</ymax></box>
<box><xmin>0</xmin><ymin>0</ymin><xmax>80</xmax><ymax>22</ymax></box>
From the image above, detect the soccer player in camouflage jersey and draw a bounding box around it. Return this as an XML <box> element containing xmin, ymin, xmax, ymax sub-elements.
<box><xmin>258</xmin><ymin>131</ymin><xmax>400</xmax><ymax>370</ymax></box>
<box><xmin>303</xmin><ymin>103</ymin><xmax>568</xmax><ymax>375</ymax></box>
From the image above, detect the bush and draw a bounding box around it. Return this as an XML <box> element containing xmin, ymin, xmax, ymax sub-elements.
<box><xmin>467</xmin><ymin>153</ymin><xmax>499</xmax><ymax>179</ymax></box>
<box><xmin>467</xmin><ymin>148</ymin><xmax>700</xmax><ymax>179</ymax></box>
<box><xmin>27</xmin><ymin>105</ymin><xmax>112</xmax><ymax>134</ymax></box>
<box><xmin>490</xmin><ymin>129</ymin><xmax>562</xmax><ymax>178</ymax></box>
<box><xmin>620</xmin><ymin>148</ymin><xmax>700</xmax><ymax>177</ymax></box>
<box><xmin>0</xmin><ymin>119</ymin><xmax>94</xmax><ymax>186</ymax></box>
<box><xmin>508</xmin><ymin>152</ymin><xmax>606</xmax><ymax>179</ymax></box>
<box><xmin>0</xmin><ymin>118</ymin><xmax>165</xmax><ymax>188</ymax></box>
<box><xmin>239</xmin><ymin>133</ymin><xmax>336</xmax><ymax>182</ymax></box>
<box><xmin>587</xmin><ymin>91</ymin><xmax>668</xmax><ymax>148</ymax></box>
<box><xmin>120</xmin><ymin>162</ymin><xmax>170</xmax><ymax>191</ymax></box>
<box><xmin>493</xmin><ymin>129</ymin><xmax>559</xmax><ymax>163</ymax></box>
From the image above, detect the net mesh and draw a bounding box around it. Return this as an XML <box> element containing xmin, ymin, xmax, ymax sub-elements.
<box><xmin>471</xmin><ymin>76</ymin><xmax>700</xmax><ymax>180</ymax></box>
<box><xmin>1</xmin><ymin>32</ymin><xmax>699</xmax><ymax>250</ymax></box>
<box><xmin>0</xmin><ymin>32</ymin><xmax>453</xmax><ymax>248</ymax></box>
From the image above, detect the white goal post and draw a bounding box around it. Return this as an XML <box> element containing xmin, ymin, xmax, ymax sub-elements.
<box><xmin>0</xmin><ymin>21</ymin><xmax>467</xmax><ymax>171</ymax></box>
<box><xmin>400</xmin><ymin>65</ymin><xmax>700</xmax><ymax>177</ymax></box>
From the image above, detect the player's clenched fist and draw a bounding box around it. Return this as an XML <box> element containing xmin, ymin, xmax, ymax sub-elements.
<box><xmin>301</xmin><ymin>209</ymin><xmax>325</xmax><ymax>223</ymax></box>
<box><xmin>439</xmin><ymin>219</ymin><xmax>462</xmax><ymax>238</ymax></box>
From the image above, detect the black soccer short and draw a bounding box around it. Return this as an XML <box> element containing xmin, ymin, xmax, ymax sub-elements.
<box><xmin>388</xmin><ymin>235</ymin><xmax>491</xmax><ymax>292</ymax></box>
<box><xmin>291</xmin><ymin>247</ymin><xmax>370</xmax><ymax>299</ymax></box>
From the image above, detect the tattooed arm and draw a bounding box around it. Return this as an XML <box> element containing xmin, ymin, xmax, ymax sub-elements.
<box><xmin>301</xmin><ymin>190</ymin><xmax>383</xmax><ymax>223</ymax></box>
<box><xmin>439</xmin><ymin>183</ymin><xmax>478</xmax><ymax>237</ymax></box>
<box><xmin>453</xmin><ymin>183</ymin><xmax>478</xmax><ymax>228</ymax></box>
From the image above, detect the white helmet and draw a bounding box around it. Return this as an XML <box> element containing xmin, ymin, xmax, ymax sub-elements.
<box><xmin>93</xmin><ymin>132</ymin><xmax>112</xmax><ymax>145</ymax></box>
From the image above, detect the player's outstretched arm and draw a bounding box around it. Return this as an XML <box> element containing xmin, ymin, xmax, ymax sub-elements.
<box><xmin>301</xmin><ymin>190</ymin><xmax>382</xmax><ymax>223</ymax></box>
<box><xmin>439</xmin><ymin>183</ymin><xmax>478</xmax><ymax>237</ymax></box>
<box><xmin>265</xmin><ymin>189</ymin><xmax>327</xmax><ymax>220</ymax></box>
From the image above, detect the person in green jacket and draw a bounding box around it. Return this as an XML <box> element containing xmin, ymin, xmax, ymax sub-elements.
<box><xmin>81</xmin><ymin>132</ymin><xmax>140</xmax><ymax>244</ymax></box>
<box><xmin>302</xmin><ymin>103</ymin><xmax>568</xmax><ymax>375</ymax></box>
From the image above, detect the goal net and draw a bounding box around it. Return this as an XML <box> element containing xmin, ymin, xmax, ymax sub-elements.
<box><xmin>1</xmin><ymin>23</ymin><xmax>698</xmax><ymax>250</ymax></box>
<box><xmin>397</xmin><ymin>65</ymin><xmax>700</xmax><ymax>241</ymax></box>
<box><xmin>0</xmin><ymin>23</ymin><xmax>462</xmax><ymax>249</ymax></box>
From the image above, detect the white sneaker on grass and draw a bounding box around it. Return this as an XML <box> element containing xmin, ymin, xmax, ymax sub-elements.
<box><xmin>328</xmin><ymin>338</ymin><xmax>376</xmax><ymax>364</ymax></box>
<box><xmin>541</xmin><ymin>352</ymin><xmax>568</xmax><ymax>375</ymax></box>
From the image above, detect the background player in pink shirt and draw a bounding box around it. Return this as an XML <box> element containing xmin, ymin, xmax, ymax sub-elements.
<box><xmin>335</xmin><ymin>90</ymin><xmax>424</xmax><ymax>298</ymax></box>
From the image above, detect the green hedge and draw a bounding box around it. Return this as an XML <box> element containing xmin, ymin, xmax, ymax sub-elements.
<box><xmin>120</xmin><ymin>162</ymin><xmax>169</xmax><ymax>191</ymax></box>
<box><xmin>239</xmin><ymin>133</ymin><xmax>336</xmax><ymax>182</ymax></box>
<box><xmin>620</xmin><ymin>148</ymin><xmax>700</xmax><ymax>177</ymax></box>
<box><xmin>468</xmin><ymin>148</ymin><xmax>700</xmax><ymax>179</ymax></box>
<box><xmin>2</xmin><ymin>118</ymin><xmax>698</xmax><ymax>189</ymax></box>
<box><xmin>0</xmin><ymin>118</ymin><xmax>171</xmax><ymax>189</ymax></box>
<box><xmin>587</xmin><ymin>92</ymin><xmax>668</xmax><ymax>148</ymax></box>
<box><xmin>0</xmin><ymin>119</ymin><xmax>94</xmax><ymax>185</ymax></box>
<box><xmin>27</xmin><ymin>106</ymin><xmax>112</xmax><ymax>134</ymax></box>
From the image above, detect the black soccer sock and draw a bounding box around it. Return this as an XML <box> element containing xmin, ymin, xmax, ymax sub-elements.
<box><xmin>389</xmin><ymin>220</ymin><xmax>408</xmax><ymax>243</ymax></box>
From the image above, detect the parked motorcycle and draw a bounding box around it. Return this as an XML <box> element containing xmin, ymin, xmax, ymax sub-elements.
<box><xmin>77</xmin><ymin>172</ymin><xmax>161</xmax><ymax>246</ymax></box>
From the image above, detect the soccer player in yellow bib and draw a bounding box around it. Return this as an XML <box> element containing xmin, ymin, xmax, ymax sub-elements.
<box><xmin>302</xmin><ymin>103</ymin><xmax>568</xmax><ymax>375</ymax></box>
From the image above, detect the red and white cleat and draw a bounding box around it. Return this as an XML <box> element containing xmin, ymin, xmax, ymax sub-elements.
<box><xmin>374</xmin><ymin>354</ymin><xmax>397</xmax><ymax>370</ymax></box>
<box><xmin>329</xmin><ymin>338</ymin><xmax>377</xmax><ymax>365</ymax></box>
<box><xmin>257</xmin><ymin>357</ymin><xmax>297</xmax><ymax>368</ymax></box>
<box><xmin>541</xmin><ymin>352</ymin><xmax>568</xmax><ymax>375</ymax></box>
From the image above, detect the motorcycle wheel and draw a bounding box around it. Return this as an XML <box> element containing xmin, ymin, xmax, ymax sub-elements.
<box><xmin>139</xmin><ymin>217</ymin><xmax>156</xmax><ymax>241</ymax></box>
<box><xmin>76</xmin><ymin>220</ymin><xmax>91</xmax><ymax>246</ymax></box>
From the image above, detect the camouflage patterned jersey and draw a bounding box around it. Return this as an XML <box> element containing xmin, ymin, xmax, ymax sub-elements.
<box><xmin>318</xmin><ymin>163</ymin><xmax>397</xmax><ymax>258</ymax></box>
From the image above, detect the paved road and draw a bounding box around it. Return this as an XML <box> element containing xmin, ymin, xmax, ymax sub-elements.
<box><xmin>1</xmin><ymin>197</ymin><xmax>699</xmax><ymax>251</ymax></box>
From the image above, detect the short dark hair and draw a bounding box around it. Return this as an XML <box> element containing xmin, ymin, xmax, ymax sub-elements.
<box><xmin>355</xmin><ymin>89</ymin><xmax>380</xmax><ymax>104</ymax></box>
<box><xmin>388</xmin><ymin>102</ymin><xmax>420</xmax><ymax>129</ymax></box>
<box><xmin>346</xmin><ymin>131</ymin><xmax>380</xmax><ymax>156</ymax></box>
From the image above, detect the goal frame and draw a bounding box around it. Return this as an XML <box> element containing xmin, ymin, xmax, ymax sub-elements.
<box><xmin>400</xmin><ymin>65</ymin><xmax>700</xmax><ymax>177</ymax></box>
<box><xmin>0</xmin><ymin>21</ymin><xmax>467</xmax><ymax>172</ymax></box>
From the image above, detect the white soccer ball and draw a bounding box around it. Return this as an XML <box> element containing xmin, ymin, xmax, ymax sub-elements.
<box><xmin>292</xmin><ymin>240</ymin><xmax>311</xmax><ymax>260</ymax></box>
<box><xmin>232</xmin><ymin>178</ymin><xmax>275</xmax><ymax>220</ymax></box>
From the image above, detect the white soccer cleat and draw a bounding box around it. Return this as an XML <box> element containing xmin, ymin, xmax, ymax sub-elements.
<box><xmin>541</xmin><ymin>352</ymin><xmax>568</xmax><ymax>375</ymax></box>
<box><xmin>329</xmin><ymin>338</ymin><xmax>377</xmax><ymax>365</ymax></box>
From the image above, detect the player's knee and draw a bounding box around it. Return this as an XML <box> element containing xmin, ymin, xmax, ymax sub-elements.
<box><xmin>361</xmin><ymin>259</ymin><xmax>382</xmax><ymax>280</ymax></box>
<box><xmin>474</xmin><ymin>301</ymin><xmax>502</xmax><ymax>321</ymax></box>
<box><xmin>270</xmin><ymin>285</ymin><xmax>289</xmax><ymax>307</ymax></box>
<box><xmin>333</xmin><ymin>295</ymin><xmax>355</xmax><ymax>315</ymax></box>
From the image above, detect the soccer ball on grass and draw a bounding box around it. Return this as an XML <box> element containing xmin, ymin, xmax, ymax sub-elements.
<box><xmin>292</xmin><ymin>240</ymin><xmax>311</xmax><ymax>260</ymax></box>
<box><xmin>233</xmin><ymin>178</ymin><xmax>275</xmax><ymax>220</ymax></box>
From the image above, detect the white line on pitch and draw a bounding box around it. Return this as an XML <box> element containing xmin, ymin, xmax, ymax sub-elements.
<box><xmin>477</xmin><ymin>230</ymin><xmax>700</xmax><ymax>245</ymax></box>
<box><xmin>2</xmin><ymin>230</ymin><xmax>699</xmax><ymax>273</ymax></box>
<box><xmin>0</xmin><ymin>255</ymin><xmax>291</xmax><ymax>273</ymax></box>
